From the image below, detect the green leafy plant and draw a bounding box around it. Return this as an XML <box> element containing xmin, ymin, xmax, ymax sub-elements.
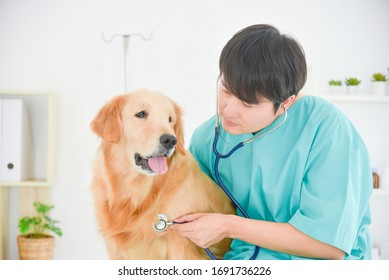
<box><xmin>329</xmin><ymin>80</ymin><xmax>342</xmax><ymax>86</ymax></box>
<box><xmin>345</xmin><ymin>77</ymin><xmax>361</xmax><ymax>86</ymax></box>
<box><xmin>18</xmin><ymin>202</ymin><xmax>62</xmax><ymax>238</ymax></box>
<box><xmin>371</xmin><ymin>72</ymin><xmax>387</xmax><ymax>82</ymax></box>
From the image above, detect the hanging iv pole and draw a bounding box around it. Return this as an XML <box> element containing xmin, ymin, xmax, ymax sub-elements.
<box><xmin>101</xmin><ymin>31</ymin><xmax>153</xmax><ymax>92</ymax></box>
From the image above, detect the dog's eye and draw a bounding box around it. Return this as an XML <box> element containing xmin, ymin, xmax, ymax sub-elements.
<box><xmin>135</xmin><ymin>111</ymin><xmax>148</xmax><ymax>118</ymax></box>
<box><xmin>169</xmin><ymin>116</ymin><xmax>172</xmax><ymax>123</ymax></box>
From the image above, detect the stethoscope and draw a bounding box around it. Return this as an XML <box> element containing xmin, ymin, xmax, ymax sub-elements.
<box><xmin>154</xmin><ymin>79</ymin><xmax>288</xmax><ymax>259</ymax></box>
<box><xmin>154</xmin><ymin>214</ymin><xmax>173</xmax><ymax>232</ymax></box>
<box><xmin>205</xmin><ymin>106</ymin><xmax>288</xmax><ymax>260</ymax></box>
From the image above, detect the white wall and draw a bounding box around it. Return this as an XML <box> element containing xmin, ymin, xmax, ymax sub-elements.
<box><xmin>0</xmin><ymin>0</ymin><xmax>388</xmax><ymax>259</ymax></box>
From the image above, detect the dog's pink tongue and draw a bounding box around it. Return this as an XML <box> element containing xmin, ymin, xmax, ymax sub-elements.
<box><xmin>148</xmin><ymin>156</ymin><xmax>168</xmax><ymax>174</ymax></box>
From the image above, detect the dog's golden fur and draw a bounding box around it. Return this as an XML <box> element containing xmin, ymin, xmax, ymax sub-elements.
<box><xmin>90</xmin><ymin>90</ymin><xmax>234</xmax><ymax>259</ymax></box>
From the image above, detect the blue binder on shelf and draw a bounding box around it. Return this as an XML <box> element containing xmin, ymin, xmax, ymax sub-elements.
<box><xmin>0</xmin><ymin>98</ymin><xmax>33</xmax><ymax>182</ymax></box>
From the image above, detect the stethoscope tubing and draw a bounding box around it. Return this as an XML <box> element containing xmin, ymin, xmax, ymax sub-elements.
<box><xmin>213</xmin><ymin>128</ymin><xmax>246</xmax><ymax>215</ymax></box>
<box><xmin>205</xmin><ymin>126</ymin><xmax>260</xmax><ymax>260</ymax></box>
<box><xmin>207</xmin><ymin>109</ymin><xmax>287</xmax><ymax>260</ymax></box>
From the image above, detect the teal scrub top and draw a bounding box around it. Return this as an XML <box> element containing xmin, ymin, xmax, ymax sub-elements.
<box><xmin>189</xmin><ymin>95</ymin><xmax>372</xmax><ymax>260</ymax></box>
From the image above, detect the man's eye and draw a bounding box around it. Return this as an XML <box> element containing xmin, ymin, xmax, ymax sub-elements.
<box><xmin>222</xmin><ymin>87</ymin><xmax>231</xmax><ymax>94</ymax></box>
<box><xmin>242</xmin><ymin>101</ymin><xmax>256</xmax><ymax>108</ymax></box>
<box><xmin>135</xmin><ymin>111</ymin><xmax>148</xmax><ymax>118</ymax></box>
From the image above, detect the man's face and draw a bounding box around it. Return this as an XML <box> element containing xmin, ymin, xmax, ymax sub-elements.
<box><xmin>217</xmin><ymin>77</ymin><xmax>282</xmax><ymax>135</ymax></box>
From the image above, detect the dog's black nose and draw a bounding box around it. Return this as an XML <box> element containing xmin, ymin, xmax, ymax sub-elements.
<box><xmin>160</xmin><ymin>134</ymin><xmax>177</xmax><ymax>150</ymax></box>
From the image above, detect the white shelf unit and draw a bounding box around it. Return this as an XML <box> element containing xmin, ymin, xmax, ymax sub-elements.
<box><xmin>319</xmin><ymin>94</ymin><xmax>389</xmax><ymax>103</ymax></box>
<box><xmin>0</xmin><ymin>91</ymin><xmax>56</xmax><ymax>187</ymax></box>
<box><xmin>0</xmin><ymin>91</ymin><xmax>55</xmax><ymax>259</ymax></box>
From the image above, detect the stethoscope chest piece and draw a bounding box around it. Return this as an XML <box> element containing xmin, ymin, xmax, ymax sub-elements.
<box><xmin>153</xmin><ymin>214</ymin><xmax>172</xmax><ymax>232</ymax></box>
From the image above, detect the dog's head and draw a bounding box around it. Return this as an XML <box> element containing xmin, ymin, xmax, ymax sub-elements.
<box><xmin>91</xmin><ymin>90</ymin><xmax>185</xmax><ymax>176</ymax></box>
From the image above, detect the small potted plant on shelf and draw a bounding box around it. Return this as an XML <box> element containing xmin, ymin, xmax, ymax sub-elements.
<box><xmin>345</xmin><ymin>77</ymin><xmax>362</xmax><ymax>95</ymax></box>
<box><xmin>371</xmin><ymin>72</ymin><xmax>387</xmax><ymax>96</ymax></box>
<box><xmin>17</xmin><ymin>201</ymin><xmax>62</xmax><ymax>260</ymax></box>
<box><xmin>328</xmin><ymin>80</ymin><xmax>345</xmax><ymax>95</ymax></box>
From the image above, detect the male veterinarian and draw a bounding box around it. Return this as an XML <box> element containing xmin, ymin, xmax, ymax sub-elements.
<box><xmin>171</xmin><ymin>24</ymin><xmax>372</xmax><ymax>260</ymax></box>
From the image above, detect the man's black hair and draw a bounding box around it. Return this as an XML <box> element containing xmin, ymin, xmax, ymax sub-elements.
<box><xmin>219</xmin><ymin>24</ymin><xmax>307</xmax><ymax>111</ymax></box>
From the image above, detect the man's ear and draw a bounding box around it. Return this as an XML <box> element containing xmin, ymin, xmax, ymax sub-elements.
<box><xmin>90</xmin><ymin>96</ymin><xmax>124</xmax><ymax>143</ymax></box>
<box><xmin>279</xmin><ymin>95</ymin><xmax>296</xmax><ymax>111</ymax></box>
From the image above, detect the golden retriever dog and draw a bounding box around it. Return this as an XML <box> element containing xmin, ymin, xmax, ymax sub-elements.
<box><xmin>90</xmin><ymin>89</ymin><xmax>234</xmax><ymax>259</ymax></box>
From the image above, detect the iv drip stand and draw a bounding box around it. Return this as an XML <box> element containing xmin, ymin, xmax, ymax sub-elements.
<box><xmin>101</xmin><ymin>32</ymin><xmax>153</xmax><ymax>92</ymax></box>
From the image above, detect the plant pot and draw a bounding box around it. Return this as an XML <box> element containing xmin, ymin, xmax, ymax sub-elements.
<box><xmin>329</xmin><ymin>85</ymin><xmax>346</xmax><ymax>95</ymax></box>
<box><xmin>346</xmin><ymin>85</ymin><xmax>361</xmax><ymax>95</ymax></box>
<box><xmin>17</xmin><ymin>235</ymin><xmax>55</xmax><ymax>260</ymax></box>
<box><xmin>371</xmin><ymin>81</ymin><xmax>387</xmax><ymax>96</ymax></box>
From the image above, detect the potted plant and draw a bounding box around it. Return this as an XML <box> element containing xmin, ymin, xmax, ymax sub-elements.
<box><xmin>345</xmin><ymin>77</ymin><xmax>362</xmax><ymax>95</ymax></box>
<box><xmin>17</xmin><ymin>201</ymin><xmax>62</xmax><ymax>260</ymax></box>
<box><xmin>328</xmin><ymin>80</ymin><xmax>345</xmax><ymax>95</ymax></box>
<box><xmin>371</xmin><ymin>72</ymin><xmax>387</xmax><ymax>96</ymax></box>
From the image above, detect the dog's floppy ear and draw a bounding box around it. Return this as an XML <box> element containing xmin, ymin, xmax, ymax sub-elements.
<box><xmin>91</xmin><ymin>96</ymin><xmax>124</xmax><ymax>143</ymax></box>
<box><xmin>173</xmin><ymin>101</ymin><xmax>186</xmax><ymax>156</ymax></box>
